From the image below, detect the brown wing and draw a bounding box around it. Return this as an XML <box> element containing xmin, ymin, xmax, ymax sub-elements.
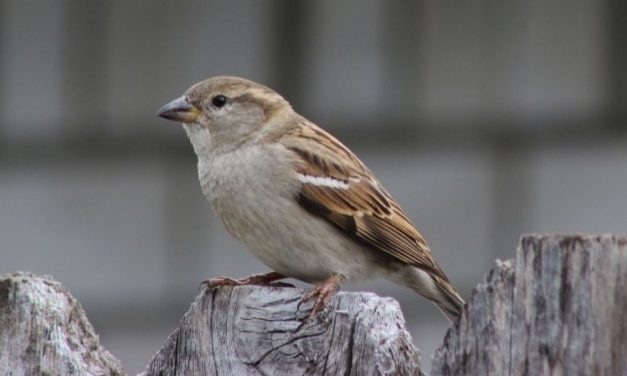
<box><xmin>279</xmin><ymin>122</ymin><xmax>450</xmax><ymax>282</ymax></box>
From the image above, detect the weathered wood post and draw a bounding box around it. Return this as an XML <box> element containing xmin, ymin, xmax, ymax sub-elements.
<box><xmin>142</xmin><ymin>286</ymin><xmax>423</xmax><ymax>375</ymax></box>
<box><xmin>0</xmin><ymin>272</ymin><xmax>125</xmax><ymax>375</ymax></box>
<box><xmin>1</xmin><ymin>234</ymin><xmax>626</xmax><ymax>375</ymax></box>
<box><xmin>432</xmin><ymin>235</ymin><xmax>627</xmax><ymax>375</ymax></box>
<box><xmin>0</xmin><ymin>273</ymin><xmax>422</xmax><ymax>375</ymax></box>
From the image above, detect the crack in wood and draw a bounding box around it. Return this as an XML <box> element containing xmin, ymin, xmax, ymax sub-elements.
<box><xmin>208</xmin><ymin>289</ymin><xmax>219</xmax><ymax>376</ymax></box>
<box><xmin>345</xmin><ymin>320</ymin><xmax>357</xmax><ymax>376</ymax></box>
<box><xmin>250</xmin><ymin>331</ymin><xmax>327</xmax><ymax>367</ymax></box>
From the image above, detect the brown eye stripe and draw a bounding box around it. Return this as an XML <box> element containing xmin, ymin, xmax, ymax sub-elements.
<box><xmin>230</xmin><ymin>92</ymin><xmax>283</xmax><ymax>121</ymax></box>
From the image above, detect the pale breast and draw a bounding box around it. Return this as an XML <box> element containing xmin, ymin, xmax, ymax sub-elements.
<box><xmin>197</xmin><ymin>144</ymin><xmax>387</xmax><ymax>282</ymax></box>
<box><xmin>198</xmin><ymin>145</ymin><xmax>304</xmax><ymax>270</ymax></box>
<box><xmin>199</xmin><ymin>144</ymin><xmax>299</xmax><ymax>210</ymax></box>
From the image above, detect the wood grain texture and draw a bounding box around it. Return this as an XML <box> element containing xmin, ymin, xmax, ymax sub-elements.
<box><xmin>4</xmin><ymin>234</ymin><xmax>625</xmax><ymax>375</ymax></box>
<box><xmin>0</xmin><ymin>272</ymin><xmax>125</xmax><ymax>376</ymax></box>
<box><xmin>432</xmin><ymin>234</ymin><xmax>627</xmax><ymax>376</ymax></box>
<box><xmin>142</xmin><ymin>286</ymin><xmax>423</xmax><ymax>376</ymax></box>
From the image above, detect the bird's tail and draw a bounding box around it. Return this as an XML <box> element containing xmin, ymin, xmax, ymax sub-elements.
<box><xmin>430</xmin><ymin>276</ymin><xmax>465</xmax><ymax>322</ymax></box>
<box><xmin>390</xmin><ymin>266</ymin><xmax>465</xmax><ymax>322</ymax></box>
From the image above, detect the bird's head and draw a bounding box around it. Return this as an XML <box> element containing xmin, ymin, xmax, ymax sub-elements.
<box><xmin>158</xmin><ymin>76</ymin><xmax>290</xmax><ymax>155</ymax></box>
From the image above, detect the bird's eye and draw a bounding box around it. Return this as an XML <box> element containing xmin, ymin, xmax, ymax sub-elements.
<box><xmin>211</xmin><ymin>95</ymin><xmax>228</xmax><ymax>108</ymax></box>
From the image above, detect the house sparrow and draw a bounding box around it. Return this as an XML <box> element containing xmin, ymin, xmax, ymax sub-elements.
<box><xmin>157</xmin><ymin>76</ymin><xmax>465</xmax><ymax>321</ymax></box>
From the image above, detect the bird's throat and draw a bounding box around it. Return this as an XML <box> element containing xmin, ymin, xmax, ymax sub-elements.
<box><xmin>183</xmin><ymin>124</ymin><xmax>213</xmax><ymax>157</ymax></box>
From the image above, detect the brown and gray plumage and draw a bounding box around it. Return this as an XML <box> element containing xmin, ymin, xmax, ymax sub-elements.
<box><xmin>157</xmin><ymin>76</ymin><xmax>465</xmax><ymax>320</ymax></box>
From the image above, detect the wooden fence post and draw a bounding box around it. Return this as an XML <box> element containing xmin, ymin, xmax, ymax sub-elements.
<box><xmin>142</xmin><ymin>286</ymin><xmax>422</xmax><ymax>375</ymax></box>
<box><xmin>2</xmin><ymin>234</ymin><xmax>626</xmax><ymax>375</ymax></box>
<box><xmin>0</xmin><ymin>272</ymin><xmax>125</xmax><ymax>375</ymax></box>
<box><xmin>432</xmin><ymin>235</ymin><xmax>627</xmax><ymax>376</ymax></box>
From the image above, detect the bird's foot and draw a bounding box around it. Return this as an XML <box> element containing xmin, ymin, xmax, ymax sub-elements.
<box><xmin>200</xmin><ymin>271</ymin><xmax>293</xmax><ymax>290</ymax></box>
<box><xmin>300</xmin><ymin>274</ymin><xmax>344</xmax><ymax>319</ymax></box>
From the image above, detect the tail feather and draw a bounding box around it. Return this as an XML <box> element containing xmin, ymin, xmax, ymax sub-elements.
<box><xmin>388</xmin><ymin>265</ymin><xmax>465</xmax><ymax>322</ymax></box>
<box><xmin>432</xmin><ymin>277</ymin><xmax>465</xmax><ymax>322</ymax></box>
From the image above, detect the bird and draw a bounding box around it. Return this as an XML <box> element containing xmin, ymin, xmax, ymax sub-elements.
<box><xmin>157</xmin><ymin>76</ymin><xmax>465</xmax><ymax>321</ymax></box>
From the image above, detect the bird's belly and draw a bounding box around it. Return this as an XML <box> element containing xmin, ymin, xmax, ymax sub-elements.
<box><xmin>200</xmin><ymin>148</ymin><xmax>385</xmax><ymax>283</ymax></box>
<box><xmin>218</xmin><ymin>196</ymin><xmax>384</xmax><ymax>283</ymax></box>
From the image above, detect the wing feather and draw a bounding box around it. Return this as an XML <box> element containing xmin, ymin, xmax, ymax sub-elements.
<box><xmin>280</xmin><ymin>122</ymin><xmax>450</xmax><ymax>282</ymax></box>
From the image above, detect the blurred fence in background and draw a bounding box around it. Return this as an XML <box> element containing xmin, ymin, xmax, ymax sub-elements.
<box><xmin>1</xmin><ymin>0</ymin><xmax>625</xmax><ymax>373</ymax></box>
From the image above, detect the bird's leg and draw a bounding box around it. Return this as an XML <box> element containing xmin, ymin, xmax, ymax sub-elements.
<box><xmin>300</xmin><ymin>274</ymin><xmax>345</xmax><ymax>319</ymax></box>
<box><xmin>201</xmin><ymin>272</ymin><xmax>293</xmax><ymax>289</ymax></box>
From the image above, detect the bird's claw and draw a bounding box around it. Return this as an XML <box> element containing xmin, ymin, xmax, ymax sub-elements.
<box><xmin>267</xmin><ymin>281</ymin><xmax>296</xmax><ymax>288</ymax></box>
<box><xmin>299</xmin><ymin>274</ymin><xmax>343</xmax><ymax>320</ymax></box>
<box><xmin>199</xmin><ymin>272</ymin><xmax>290</xmax><ymax>291</ymax></box>
<box><xmin>200</xmin><ymin>277</ymin><xmax>242</xmax><ymax>290</ymax></box>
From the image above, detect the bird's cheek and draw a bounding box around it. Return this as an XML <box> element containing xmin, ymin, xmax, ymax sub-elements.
<box><xmin>183</xmin><ymin>125</ymin><xmax>213</xmax><ymax>154</ymax></box>
<box><xmin>199</xmin><ymin>113</ymin><xmax>215</xmax><ymax>128</ymax></box>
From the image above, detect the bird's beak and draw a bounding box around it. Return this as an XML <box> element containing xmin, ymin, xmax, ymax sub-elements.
<box><xmin>157</xmin><ymin>96</ymin><xmax>201</xmax><ymax>123</ymax></box>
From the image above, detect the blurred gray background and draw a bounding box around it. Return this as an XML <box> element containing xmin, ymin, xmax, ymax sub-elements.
<box><xmin>1</xmin><ymin>0</ymin><xmax>625</xmax><ymax>373</ymax></box>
